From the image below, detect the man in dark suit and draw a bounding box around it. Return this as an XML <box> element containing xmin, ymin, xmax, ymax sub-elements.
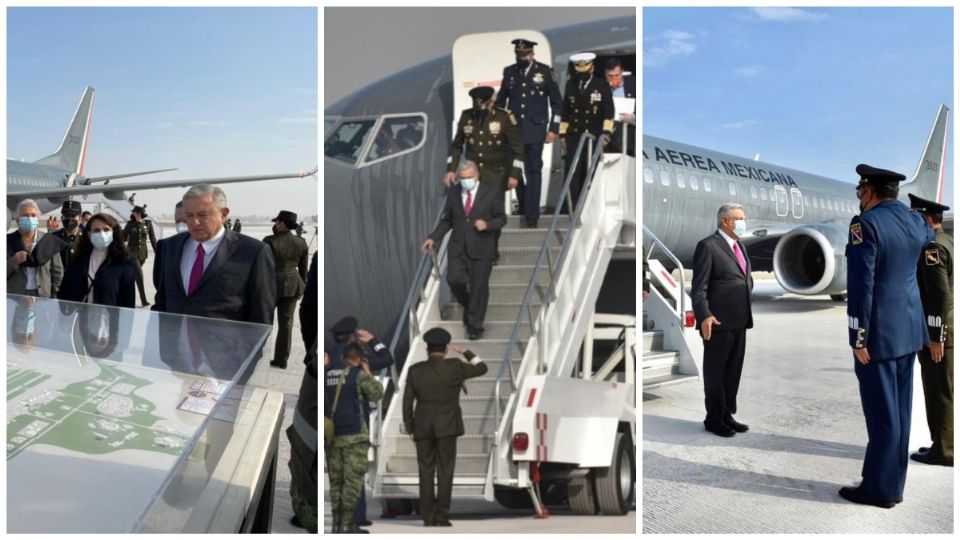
<box><xmin>403</xmin><ymin>327</ymin><xmax>488</xmax><ymax>527</ymax></box>
<box><xmin>603</xmin><ymin>57</ymin><xmax>635</xmax><ymax>156</ymax></box>
<box><xmin>422</xmin><ymin>160</ymin><xmax>507</xmax><ymax>340</ymax></box>
<box><xmin>152</xmin><ymin>184</ymin><xmax>276</xmax><ymax>325</ymax></box>
<box><xmin>691</xmin><ymin>203</ymin><xmax>753</xmax><ymax>437</ymax></box>
<box><xmin>264</xmin><ymin>210</ymin><xmax>310</xmax><ymax>369</ymax></box>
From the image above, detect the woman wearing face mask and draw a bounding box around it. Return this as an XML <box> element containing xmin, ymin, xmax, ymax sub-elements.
<box><xmin>7</xmin><ymin>198</ymin><xmax>65</xmax><ymax>298</ymax></box>
<box><xmin>57</xmin><ymin>213</ymin><xmax>136</xmax><ymax>308</ymax></box>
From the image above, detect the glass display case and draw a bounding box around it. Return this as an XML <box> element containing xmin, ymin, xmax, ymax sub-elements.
<box><xmin>7</xmin><ymin>295</ymin><xmax>273</xmax><ymax>533</ymax></box>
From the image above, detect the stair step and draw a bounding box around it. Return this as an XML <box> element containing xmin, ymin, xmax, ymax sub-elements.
<box><xmin>643</xmin><ymin>331</ymin><xmax>664</xmax><ymax>353</ymax></box>
<box><xmin>489</xmin><ymin>265</ymin><xmax>550</xmax><ymax>286</ymax></box>
<box><xmin>386</xmin><ymin>453</ymin><xmax>489</xmax><ymax>475</ymax></box>
<box><xmin>499</xmin><ymin>229</ymin><xmax>565</xmax><ymax>248</ymax></box>
<box><xmin>642</xmin><ymin>351</ymin><xmax>680</xmax><ymax>380</ymax></box>
<box><xmin>462</xmin><ymin>376</ymin><xmax>512</xmax><ymax>395</ymax></box>
<box><xmin>459</xmin><ymin>395</ymin><xmax>510</xmax><ymax>416</ymax></box>
<box><xmin>425</xmin><ymin>339</ymin><xmax>523</xmax><ymax>362</ymax></box>
<box><xmin>498</xmin><ymin>246</ymin><xmax>563</xmax><ymax>266</ymax></box>
<box><xmin>377</xmin><ymin>481</ymin><xmax>486</xmax><ymax>500</ymax></box>
<box><xmin>488</xmin><ymin>284</ymin><xmax>543</xmax><ymax>303</ymax></box>
<box><xmin>443</xmin><ymin>302</ymin><xmax>542</xmax><ymax>322</ymax></box>
<box><xmin>426</xmin><ymin>321</ymin><xmax>531</xmax><ymax>341</ymax></box>
<box><xmin>643</xmin><ymin>372</ymin><xmax>700</xmax><ymax>391</ymax></box>
<box><xmin>505</xmin><ymin>215</ymin><xmax>571</xmax><ymax>229</ymax></box>
<box><xmin>387</xmin><ymin>433</ymin><xmax>496</xmax><ymax>454</ymax></box>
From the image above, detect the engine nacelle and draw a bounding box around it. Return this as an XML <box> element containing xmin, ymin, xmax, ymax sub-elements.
<box><xmin>772</xmin><ymin>223</ymin><xmax>847</xmax><ymax>296</ymax></box>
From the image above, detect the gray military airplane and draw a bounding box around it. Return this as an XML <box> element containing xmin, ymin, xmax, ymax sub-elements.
<box><xmin>324</xmin><ymin>16</ymin><xmax>636</xmax><ymax>341</ymax></box>
<box><xmin>643</xmin><ymin>104</ymin><xmax>950</xmax><ymax>300</ymax></box>
<box><xmin>7</xmin><ymin>86</ymin><xmax>317</xmax><ymax>222</ymax></box>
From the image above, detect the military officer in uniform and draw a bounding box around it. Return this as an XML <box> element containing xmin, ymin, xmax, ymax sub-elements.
<box><xmin>908</xmin><ymin>193</ymin><xmax>954</xmax><ymax>467</ymax></box>
<box><xmin>446</xmin><ymin>86</ymin><xmax>524</xmax><ymax>263</ymax></box>
<box><xmin>233</xmin><ymin>218</ymin><xmax>242</xmax><ymax>233</ymax></box>
<box><xmin>496</xmin><ymin>38</ymin><xmax>563</xmax><ymax>228</ymax></box>
<box><xmin>326</xmin><ymin>343</ymin><xmax>383</xmax><ymax>534</ymax></box>
<box><xmin>122</xmin><ymin>205</ymin><xmax>157</xmax><ymax>307</ymax></box>
<box><xmin>558</xmin><ymin>52</ymin><xmax>615</xmax><ymax>212</ymax></box>
<box><xmin>53</xmin><ymin>200</ymin><xmax>84</xmax><ymax>271</ymax></box>
<box><xmin>841</xmin><ymin>164</ymin><xmax>934</xmax><ymax>508</ymax></box>
<box><xmin>402</xmin><ymin>328</ymin><xmax>488</xmax><ymax>526</ymax></box>
<box><xmin>264</xmin><ymin>210</ymin><xmax>309</xmax><ymax>369</ymax></box>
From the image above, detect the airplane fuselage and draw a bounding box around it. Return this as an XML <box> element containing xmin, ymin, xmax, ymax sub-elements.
<box><xmin>7</xmin><ymin>159</ymin><xmax>73</xmax><ymax>217</ymax></box>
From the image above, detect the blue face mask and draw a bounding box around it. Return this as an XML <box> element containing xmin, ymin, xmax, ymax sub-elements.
<box><xmin>91</xmin><ymin>231</ymin><xmax>113</xmax><ymax>249</ymax></box>
<box><xmin>18</xmin><ymin>217</ymin><xmax>38</xmax><ymax>232</ymax></box>
<box><xmin>460</xmin><ymin>178</ymin><xmax>477</xmax><ymax>191</ymax></box>
<box><xmin>733</xmin><ymin>219</ymin><xmax>747</xmax><ymax>238</ymax></box>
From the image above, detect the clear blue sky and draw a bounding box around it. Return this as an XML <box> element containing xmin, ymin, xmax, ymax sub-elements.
<box><xmin>8</xmin><ymin>7</ymin><xmax>318</xmax><ymax>219</ymax></box>
<box><xmin>644</xmin><ymin>7</ymin><xmax>953</xmax><ymax>203</ymax></box>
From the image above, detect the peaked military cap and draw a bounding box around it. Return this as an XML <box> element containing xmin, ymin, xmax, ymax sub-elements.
<box><xmin>469</xmin><ymin>86</ymin><xmax>495</xmax><ymax>102</ymax></box>
<box><xmin>512</xmin><ymin>38</ymin><xmax>537</xmax><ymax>53</ymax></box>
<box><xmin>423</xmin><ymin>327</ymin><xmax>452</xmax><ymax>352</ymax></box>
<box><xmin>855</xmin><ymin>164</ymin><xmax>906</xmax><ymax>187</ymax></box>
<box><xmin>271</xmin><ymin>210</ymin><xmax>298</xmax><ymax>226</ymax></box>
<box><xmin>330</xmin><ymin>315</ymin><xmax>358</xmax><ymax>335</ymax></box>
<box><xmin>571</xmin><ymin>52</ymin><xmax>597</xmax><ymax>73</ymax></box>
<box><xmin>908</xmin><ymin>193</ymin><xmax>950</xmax><ymax>214</ymax></box>
<box><xmin>61</xmin><ymin>200</ymin><xmax>82</xmax><ymax>215</ymax></box>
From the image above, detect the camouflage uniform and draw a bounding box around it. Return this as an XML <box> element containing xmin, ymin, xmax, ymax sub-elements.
<box><xmin>327</xmin><ymin>367</ymin><xmax>383</xmax><ymax>532</ymax></box>
<box><xmin>287</xmin><ymin>346</ymin><xmax>318</xmax><ymax>533</ymax></box>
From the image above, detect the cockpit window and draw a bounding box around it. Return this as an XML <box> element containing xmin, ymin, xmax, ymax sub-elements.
<box><xmin>363</xmin><ymin>114</ymin><xmax>427</xmax><ymax>164</ymax></box>
<box><xmin>324</xmin><ymin>117</ymin><xmax>340</xmax><ymax>138</ymax></box>
<box><xmin>324</xmin><ymin>119</ymin><xmax>376</xmax><ymax>164</ymax></box>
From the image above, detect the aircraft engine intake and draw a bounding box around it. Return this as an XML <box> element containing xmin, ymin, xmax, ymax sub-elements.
<box><xmin>772</xmin><ymin>223</ymin><xmax>847</xmax><ymax>296</ymax></box>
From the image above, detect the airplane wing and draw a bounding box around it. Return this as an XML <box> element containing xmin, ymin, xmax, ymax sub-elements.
<box><xmin>82</xmin><ymin>168</ymin><xmax>178</xmax><ymax>183</ymax></box>
<box><xmin>8</xmin><ymin>167</ymin><xmax>317</xmax><ymax>199</ymax></box>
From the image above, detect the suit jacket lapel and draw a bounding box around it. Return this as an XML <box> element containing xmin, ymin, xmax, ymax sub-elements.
<box><xmin>714</xmin><ymin>231</ymin><xmax>739</xmax><ymax>267</ymax></box>
<box><xmin>194</xmin><ymin>230</ymin><xmax>237</xmax><ymax>293</ymax></box>
<box><xmin>173</xmin><ymin>234</ymin><xmax>190</xmax><ymax>296</ymax></box>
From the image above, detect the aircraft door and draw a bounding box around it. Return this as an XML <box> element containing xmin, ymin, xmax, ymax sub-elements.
<box><xmin>453</xmin><ymin>30</ymin><xmax>553</xmax><ymax>211</ymax></box>
<box><xmin>790</xmin><ymin>187</ymin><xmax>804</xmax><ymax>219</ymax></box>
<box><xmin>774</xmin><ymin>185</ymin><xmax>788</xmax><ymax>217</ymax></box>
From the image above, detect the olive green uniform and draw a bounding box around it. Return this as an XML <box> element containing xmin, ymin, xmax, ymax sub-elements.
<box><xmin>52</xmin><ymin>227</ymin><xmax>84</xmax><ymax>272</ymax></box>
<box><xmin>263</xmin><ymin>231</ymin><xmax>309</xmax><ymax>366</ymax></box>
<box><xmin>402</xmin><ymin>352</ymin><xmax>488</xmax><ymax>525</ymax></box>
<box><xmin>447</xmin><ymin>106</ymin><xmax>525</xmax><ymax>190</ymax></box>
<box><xmin>122</xmin><ymin>219</ymin><xmax>157</xmax><ymax>305</ymax></box>
<box><xmin>287</xmin><ymin>348</ymin><xmax>318</xmax><ymax>533</ymax></box>
<box><xmin>917</xmin><ymin>228</ymin><xmax>953</xmax><ymax>460</ymax></box>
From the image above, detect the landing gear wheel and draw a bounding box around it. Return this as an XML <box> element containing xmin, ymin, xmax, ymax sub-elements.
<box><xmin>568</xmin><ymin>472</ymin><xmax>598</xmax><ymax>515</ymax></box>
<box><xmin>595</xmin><ymin>432</ymin><xmax>634</xmax><ymax>515</ymax></box>
<box><xmin>830</xmin><ymin>293</ymin><xmax>847</xmax><ymax>302</ymax></box>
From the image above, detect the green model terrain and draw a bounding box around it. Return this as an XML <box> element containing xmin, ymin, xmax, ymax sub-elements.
<box><xmin>8</xmin><ymin>361</ymin><xmax>193</xmax><ymax>460</ymax></box>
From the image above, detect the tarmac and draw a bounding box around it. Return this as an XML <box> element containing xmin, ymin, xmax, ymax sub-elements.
<box><xmin>643</xmin><ymin>280</ymin><xmax>954</xmax><ymax>534</ymax></box>
<box><xmin>141</xmin><ymin>223</ymin><xmax>319</xmax><ymax>534</ymax></box>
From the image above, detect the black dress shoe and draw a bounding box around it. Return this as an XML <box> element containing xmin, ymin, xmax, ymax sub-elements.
<box><xmin>468</xmin><ymin>330</ymin><xmax>483</xmax><ymax>340</ymax></box>
<box><xmin>704</xmin><ymin>423</ymin><xmax>735</xmax><ymax>437</ymax></box>
<box><xmin>723</xmin><ymin>417</ymin><xmax>749</xmax><ymax>433</ymax></box>
<box><xmin>344</xmin><ymin>526</ymin><xmax>370</xmax><ymax>533</ymax></box>
<box><xmin>357</xmin><ymin>519</ymin><xmax>373</xmax><ymax>526</ymax></box>
<box><xmin>911</xmin><ymin>451</ymin><xmax>954</xmax><ymax>466</ymax></box>
<box><xmin>917</xmin><ymin>446</ymin><xmax>931</xmax><ymax>454</ymax></box>
<box><xmin>269</xmin><ymin>359</ymin><xmax>287</xmax><ymax>369</ymax></box>
<box><xmin>290</xmin><ymin>515</ymin><xmax>303</xmax><ymax>528</ymax></box>
<box><xmin>435</xmin><ymin>520</ymin><xmax>452</xmax><ymax>527</ymax></box>
<box><xmin>838</xmin><ymin>486</ymin><xmax>896</xmax><ymax>508</ymax></box>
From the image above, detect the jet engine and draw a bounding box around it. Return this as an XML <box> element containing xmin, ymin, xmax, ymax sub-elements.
<box><xmin>772</xmin><ymin>223</ymin><xmax>847</xmax><ymax>296</ymax></box>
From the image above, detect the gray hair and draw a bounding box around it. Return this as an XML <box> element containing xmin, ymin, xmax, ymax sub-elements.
<box><xmin>716</xmin><ymin>203</ymin><xmax>744</xmax><ymax>226</ymax></box>
<box><xmin>16</xmin><ymin>199</ymin><xmax>39</xmax><ymax>216</ymax></box>
<box><xmin>457</xmin><ymin>160</ymin><xmax>479</xmax><ymax>177</ymax></box>
<box><xmin>182</xmin><ymin>184</ymin><xmax>228</xmax><ymax>210</ymax></box>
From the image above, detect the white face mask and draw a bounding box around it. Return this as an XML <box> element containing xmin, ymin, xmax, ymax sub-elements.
<box><xmin>460</xmin><ymin>178</ymin><xmax>477</xmax><ymax>191</ymax></box>
<box><xmin>733</xmin><ymin>219</ymin><xmax>746</xmax><ymax>238</ymax></box>
<box><xmin>91</xmin><ymin>231</ymin><xmax>113</xmax><ymax>249</ymax></box>
<box><xmin>175</xmin><ymin>222</ymin><xmax>189</xmax><ymax>234</ymax></box>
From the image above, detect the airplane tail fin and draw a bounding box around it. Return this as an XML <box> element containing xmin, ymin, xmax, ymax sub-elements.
<box><xmin>900</xmin><ymin>104</ymin><xmax>950</xmax><ymax>204</ymax></box>
<box><xmin>35</xmin><ymin>87</ymin><xmax>95</xmax><ymax>177</ymax></box>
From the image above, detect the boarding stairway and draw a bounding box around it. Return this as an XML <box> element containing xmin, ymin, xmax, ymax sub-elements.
<box><xmin>641</xmin><ymin>226</ymin><xmax>703</xmax><ymax>390</ymax></box>
<box><xmin>371</xmin><ymin>127</ymin><xmax>636</xmax><ymax>510</ymax></box>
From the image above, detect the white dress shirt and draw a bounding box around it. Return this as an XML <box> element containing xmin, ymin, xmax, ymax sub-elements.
<box><xmin>25</xmin><ymin>240</ymin><xmax>38</xmax><ymax>290</ymax></box>
<box><xmin>87</xmin><ymin>248</ymin><xmax>108</xmax><ymax>302</ymax></box>
<box><xmin>181</xmin><ymin>226</ymin><xmax>226</xmax><ymax>292</ymax></box>
<box><xmin>460</xmin><ymin>182</ymin><xmax>479</xmax><ymax>211</ymax></box>
<box><xmin>718</xmin><ymin>228</ymin><xmax>738</xmax><ymax>251</ymax></box>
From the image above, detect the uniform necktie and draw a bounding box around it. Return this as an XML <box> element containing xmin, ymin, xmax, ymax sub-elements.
<box><xmin>733</xmin><ymin>242</ymin><xmax>747</xmax><ymax>275</ymax></box>
<box><xmin>188</xmin><ymin>243</ymin><xmax>205</xmax><ymax>295</ymax></box>
<box><xmin>465</xmin><ymin>190</ymin><xmax>473</xmax><ymax>217</ymax></box>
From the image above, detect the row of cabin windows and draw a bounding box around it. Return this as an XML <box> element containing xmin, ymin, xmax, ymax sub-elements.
<box><xmin>11</xmin><ymin>176</ymin><xmax>50</xmax><ymax>187</ymax></box>
<box><xmin>644</xmin><ymin>167</ymin><xmax>857</xmax><ymax>214</ymax></box>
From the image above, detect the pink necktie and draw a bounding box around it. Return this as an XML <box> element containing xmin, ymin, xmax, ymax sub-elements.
<box><xmin>733</xmin><ymin>242</ymin><xmax>747</xmax><ymax>275</ymax></box>
<box><xmin>188</xmin><ymin>243</ymin><xmax>205</xmax><ymax>295</ymax></box>
<box><xmin>465</xmin><ymin>190</ymin><xmax>473</xmax><ymax>217</ymax></box>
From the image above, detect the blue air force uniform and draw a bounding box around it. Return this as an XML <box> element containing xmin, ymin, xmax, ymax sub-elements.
<box><xmin>844</xmin><ymin>164</ymin><xmax>934</xmax><ymax>506</ymax></box>
<box><xmin>495</xmin><ymin>39</ymin><xmax>563</xmax><ymax>227</ymax></box>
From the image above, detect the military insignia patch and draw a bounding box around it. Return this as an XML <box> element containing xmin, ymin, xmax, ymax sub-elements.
<box><xmin>489</xmin><ymin>121</ymin><xmax>501</xmax><ymax>135</ymax></box>
<box><xmin>591</xmin><ymin>91</ymin><xmax>601</xmax><ymax>103</ymax></box>
<box><xmin>464</xmin><ymin>125</ymin><xmax>473</xmax><ymax>134</ymax></box>
<box><xmin>532</xmin><ymin>72</ymin><xmax>544</xmax><ymax>84</ymax></box>
<box><xmin>850</xmin><ymin>223</ymin><xmax>863</xmax><ymax>245</ymax></box>
<box><xmin>926</xmin><ymin>248</ymin><xmax>940</xmax><ymax>265</ymax></box>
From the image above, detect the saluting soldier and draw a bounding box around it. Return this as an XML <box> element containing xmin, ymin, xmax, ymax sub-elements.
<box><xmin>559</xmin><ymin>52</ymin><xmax>615</xmax><ymax>212</ymax></box>
<box><xmin>52</xmin><ymin>200</ymin><xmax>84</xmax><ymax>271</ymax></box>
<box><xmin>265</xmin><ymin>210</ymin><xmax>310</xmax><ymax>369</ymax></box>
<box><xmin>908</xmin><ymin>193</ymin><xmax>954</xmax><ymax>467</ymax></box>
<box><xmin>841</xmin><ymin>164</ymin><xmax>934</xmax><ymax>508</ymax></box>
<box><xmin>122</xmin><ymin>205</ymin><xmax>157</xmax><ymax>307</ymax></box>
<box><xmin>402</xmin><ymin>328</ymin><xmax>488</xmax><ymax>527</ymax></box>
<box><xmin>446</xmin><ymin>85</ymin><xmax>524</xmax><ymax>263</ymax></box>
<box><xmin>496</xmin><ymin>38</ymin><xmax>562</xmax><ymax>228</ymax></box>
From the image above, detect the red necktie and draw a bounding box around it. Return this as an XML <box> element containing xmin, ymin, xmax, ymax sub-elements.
<box><xmin>188</xmin><ymin>243</ymin><xmax>205</xmax><ymax>295</ymax></box>
<box><xmin>465</xmin><ymin>190</ymin><xmax>473</xmax><ymax>217</ymax></box>
<box><xmin>733</xmin><ymin>242</ymin><xmax>747</xmax><ymax>275</ymax></box>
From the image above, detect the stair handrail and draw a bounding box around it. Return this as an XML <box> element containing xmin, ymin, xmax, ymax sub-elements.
<box><xmin>642</xmin><ymin>223</ymin><xmax>686</xmax><ymax>322</ymax></box>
